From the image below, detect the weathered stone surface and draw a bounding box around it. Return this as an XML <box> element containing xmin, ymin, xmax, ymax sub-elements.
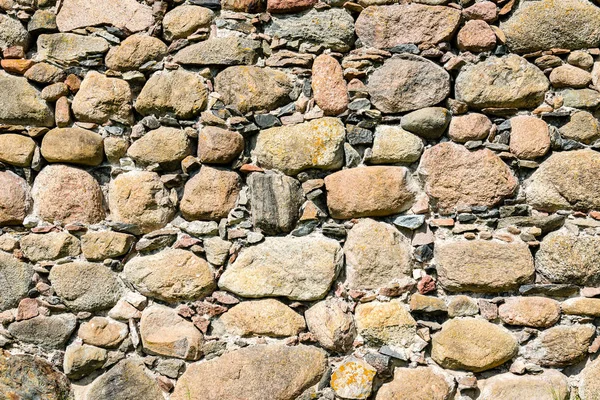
<box><xmin>0</xmin><ymin>134</ymin><xmax>36</xmax><ymax>167</ymax></box>
<box><xmin>268</xmin><ymin>0</ymin><xmax>316</xmax><ymax>13</ymax></box>
<box><xmin>8</xmin><ymin>314</ymin><xmax>77</xmax><ymax>349</ymax></box>
<box><xmin>370</xmin><ymin>125</ymin><xmax>423</xmax><ymax>164</ymax></box>
<box><xmin>448</xmin><ymin>113</ymin><xmax>492</xmax><ymax>143</ymax></box>
<box><xmin>180</xmin><ymin>166</ymin><xmax>241</xmax><ymax>221</ymax></box>
<box><xmin>127</xmin><ymin>127</ymin><xmax>192</xmax><ymax>169</ymax></box>
<box><xmin>265</xmin><ymin>8</ymin><xmax>355</xmax><ymax>52</ymax></box>
<box><xmin>559</xmin><ymin>111</ymin><xmax>600</xmax><ymax>144</ymax></box>
<box><xmin>525</xmin><ymin>150</ymin><xmax>600</xmax><ymax>212</ymax></box>
<box><xmin>501</xmin><ymin>0</ymin><xmax>600</xmax><ymax>54</ymax></box>
<box><xmin>401</xmin><ymin>107</ymin><xmax>451</xmax><ymax>140</ymax></box>
<box><xmin>410</xmin><ymin>294</ymin><xmax>447</xmax><ymax>314</ymax></box>
<box><xmin>56</xmin><ymin>0</ymin><xmax>154</xmax><ymax>33</ymax></box>
<box><xmin>86</xmin><ymin>359</ymin><xmax>163</xmax><ymax>400</ymax></box>
<box><xmin>0</xmin><ymin>171</ymin><xmax>29</xmax><ymax>226</ymax></box>
<box><xmin>255</xmin><ymin>117</ymin><xmax>345</xmax><ymax>175</ymax></box>
<box><xmin>419</xmin><ymin>143</ymin><xmax>517</xmax><ymax>212</ymax></box>
<box><xmin>32</xmin><ymin>165</ymin><xmax>105</xmax><ymax>225</ymax></box>
<box><xmin>550</xmin><ymin>64</ymin><xmax>592</xmax><ymax>88</ymax></box>
<box><xmin>172</xmin><ymin>345</ymin><xmax>326</xmax><ymax>400</ymax></box>
<box><xmin>140</xmin><ymin>305</ymin><xmax>203</xmax><ymax>360</ymax></box>
<box><xmin>21</xmin><ymin>232</ymin><xmax>80</xmax><ymax>262</ymax></box>
<box><xmin>219</xmin><ymin>235</ymin><xmax>342</xmax><ymax>301</ymax></box>
<box><xmin>525</xmin><ymin>324</ymin><xmax>595</xmax><ymax>367</ymax></box>
<box><xmin>345</xmin><ymin>219</ymin><xmax>412</xmax><ymax>290</ymax></box>
<box><xmin>49</xmin><ymin>262</ymin><xmax>122</xmax><ymax>311</ymax></box>
<box><xmin>455</xmin><ymin>55</ymin><xmax>549</xmax><ymax>109</ymax></box>
<box><xmin>562</xmin><ymin>297</ymin><xmax>600</xmax><ymax>317</ymax></box>
<box><xmin>78</xmin><ymin>317</ymin><xmax>128</xmax><ymax>348</ymax></box>
<box><xmin>0</xmin><ymin>73</ymin><xmax>54</xmax><ymax>126</ymax></box>
<box><xmin>41</xmin><ymin>127</ymin><xmax>104</xmax><ymax>166</ymax></box>
<box><xmin>457</xmin><ymin>20</ymin><xmax>496</xmax><ymax>52</ymax></box>
<box><xmin>105</xmin><ymin>35</ymin><xmax>167</xmax><ymax>71</ymax></box>
<box><xmin>198</xmin><ymin>126</ymin><xmax>244</xmax><ymax>164</ymax></box>
<box><xmin>355</xmin><ymin>4</ymin><xmax>460</xmax><ymax>48</ymax></box>
<box><xmin>581</xmin><ymin>357</ymin><xmax>600</xmax><ymax>400</ymax></box>
<box><xmin>432</xmin><ymin>318</ymin><xmax>517</xmax><ymax>372</ymax></box>
<box><xmin>478</xmin><ymin>370</ymin><xmax>569</xmax><ymax>400</ymax></box>
<box><xmin>162</xmin><ymin>5</ymin><xmax>213</xmax><ymax>41</ymax></box>
<box><xmin>215</xmin><ymin>299</ymin><xmax>305</xmax><ymax>337</ymax></box>
<box><xmin>174</xmin><ymin>37</ymin><xmax>260</xmax><ymax>66</ymax></box>
<box><xmin>509</xmin><ymin>116</ymin><xmax>550</xmax><ymax>160</ymax></box>
<box><xmin>123</xmin><ymin>249</ymin><xmax>215</xmax><ymax>302</ymax></box>
<box><xmin>204</xmin><ymin>237</ymin><xmax>232</xmax><ymax>266</ymax></box>
<box><xmin>215</xmin><ymin>66</ymin><xmax>292</xmax><ymax>113</ymax></box>
<box><xmin>325</xmin><ymin>166</ymin><xmax>416</xmax><ymax>219</ymax></box>
<box><xmin>222</xmin><ymin>0</ymin><xmax>266</xmax><ymax>12</ymax></box>
<box><xmin>81</xmin><ymin>231</ymin><xmax>134</xmax><ymax>261</ymax></box>
<box><xmin>355</xmin><ymin>300</ymin><xmax>416</xmax><ymax>347</ymax></box>
<box><xmin>305</xmin><ymin>298</ymin><xmax>356</xmax><ymax>352</ymax></box>
<box><xmin>368</xmin><ymin>55</ymin><xmax>451</xmax><ymax>113</ymax></box>
<box><xmin>435</xmin><ymin>240</ymin><xmax>535</xmax><ymax>293</ymax></box>
<box><xmin>0</xmin><ymin>351</ymin><xmax>72</xmax><ymax>400</ymax></box>
<box><xmin>64</xmin><ymin>343</ymin><xmax>107</xmax><ymax>379</ymax></box>
<box><xmin>0</xmin><ymin>14</ymin><xmax>28</xmax><ymax>50</ymax></box>
<box><xmin>109</xmin><ymin>171</ymin><xmax>176</xmax><ymax>234</ymax></box>
<box><xmin>0</xmin><ymin>251</ymin><xmax>32</xmax><ymax>311</ymax></box>
<box><xmin>375</xmin><ymin>367</ymin><xmax>454</xmax><ymax>400</ymax></box>
<box><xmin>248</xmin><ymin>173</ymin><xmax>302</xmax><ymax>234</ymax></box>
<box><xmin>498</xmin><ymin>297</ymin><xmax>560</xmax><ymax>328</ymax></box>
<box><xmin>37</xmin><ymin>33</ymin><xmax>109</xmax><ymax>66</ymax></box>
<box><xmin>24</xmin><ymin>62</ymin><xmax>65</xmax><ymax>84</ymax></box>
<box><xmin>331</xmin><ymin>357</ymin><xmax>376</xmax><ymax>400</ymax></box>
<box><xmin>136</xmin><ymin>69</ymin><xmax>207</xmax><ymax>119</ymax></box>
<box><xmin>72</xmin><ymin>71</ymin><xmax>133</xmax><ymax>125</ymax></box>
<box><xmin>312</xmin><ymin>54</ymin><xmax>348</xmax><ymax>115</ymax></box>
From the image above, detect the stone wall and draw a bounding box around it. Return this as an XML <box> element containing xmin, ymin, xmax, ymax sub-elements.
<box><xmin>1</xmin><ymin>0</ymin><xmax>600</xmax><ymax>398</ymax></box>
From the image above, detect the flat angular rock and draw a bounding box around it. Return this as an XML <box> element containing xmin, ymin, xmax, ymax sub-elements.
<box><xmin>455</xmin><ymin>55</ymin><xmax>549</xmax><ymax>109</ymax></box>
<box><xmin>49</xmin><ymin>262</ymin><xmax>122</xmax><ymax>311</ymax></box>
<box><xmin>355</xmin><ymin>300</ymin><xmax>416</xmax><ymax>347</ymax></box>
<box><xmin>0</xmin><ymin>73</ymin><xmax>54</xmax><ymax>126</ymax></box>
<box><xmin>127</xmin><ymin>127</ymin><xmax>192</xmax><ymax>169</ymax></box>
<box><xmin>56</xmin><ymin>0</ymin><xmax>154</xmax><ymax>33</ymax></box>
<box><xmin>123</xmin><ymin>249</ymin><xmax>215</xmax><ymax>302</ymax></box>
<box><xmin>501</xmin><ymin>0</ymin><xmax>600</xmax><ymax>54</ymax></box>
<box><xmin>248</xmin><ymin>173</ymin><xmax>302</xmax><ymax>234</ymax></box>
<box><xmin>435</xmin><ymin>240</ymin><xmax>535</xmax><ymax>293</ymax></box>
<box><xmin>345</xmin><ymin>219</ymin><xmax>412</xmax><ymax>290</ymax></box>
<box><xmin>78</xmin><ymin>317</ymin><xmax>128</xmax><ymax>348</ymax></box>
<box><xmin>418</xmin><ymin>142</ymin><xmax>518</xmax><ymax>212</ymax></box>
<box><xmin>268</xmin><ymin>0</ymin><xmax>316</xmax><ymax>13</ymax></box>
<box><xmin>478</xmin><ymin>370</ymin><xmax>569</xmax><ymax>400</ymax></box>
<box><xmin>0</xmin><ymin>171</ymin><xmax>30</xmax><ymax>226</ymax></box>
<box><xmin>41</xmin><ymin>127</ymin><xmax>104</xmax><ymax>166</ymax></box>
<box><xmin>198</xmin><ymin>126</ymin><xmax>244</xmax><ymax>164</ymax></box>
<box><xmin>498</xmin><ymin>297</ymin><xmax>560</xmax><ymax>328</ymax></box>
<box><xmin>581</xmin><ymin>357</ymin><xmax>600</xmax><ymax>400</ymax></box>
<box><xmin>81</xmin><ymin>231</ymin><xmax>134</xmax><ymax>261</ymax></box>
<box><xmin>219</xmin><ymin>235</ymin><xmax>342</xmax><ymax>301</ymax></box>
<box><xmin>0</xmin><ymin>251</ymin><xmax>32</xmax><ymax>311</ymax></box>
<box><xmin>109</xmin><ymin>171</ymin><xmax>176</xmax><ymax>234</ymax></box>
<box><xmin>265</xmin><ymin>8</ymin><xmax>355</xmax><ymax>52</ymax></box>
<box><xmin>215</xmin><ymin>66</ymin><xmax>292</xmax><ymax>113</ymax></box>
<box><xmin>8</xmin><ymin>314</ymin><xmax>77</xmax><ymax>349</ymax></box>
<box><xmin>32</xmin><ymin>165</ymin><xmax>105</xmax><ymax>225</ymax></box>
<box><xmin>356</xmin><ymin>4</ymin><xmax>460</xmax><ymax>48</ymax></box>
<box><xmin>86</xmin><ymin>359</ymin><xmax>163</xmax><ymax>400</ymax></box>
<box><xmin>368</xmin><ymin>55</ymin><xmax>450</xmax><ymax>113</ymax></box>
<box><xmin>255</xmin><ymin>117</ymin><xmax>345</xmax><ymax>175</ymax></box>
<box><xmin>525</xmin><ymin>150</ymin><xmax>600</xmax><ymax>212</ymax></box>
<box><xmin>525</xmin><ymin>324</ymin><xmax>595</xmax><ymax>367</ymax></box>
<box><xmin>37</xmin><ymin>33</ymin><xmax>109</xmax><ymax>66</ymax></box>
<box><xmin>305</xmin><ymin>298</ymin><xmax>356</xmax><ymax>352</ymax></box>
<box><xmin>163</xmin><ymin>5</ymin><xmax>214</xmax><ymax>41</ymax></box>
<box><xmin>312</xmin><ymin>54</ymin><xmax>348</xmax><ymax>116</ymax></box>
<box><xmin>140</xmin><ymin>305</ymin><xmax>203</xmax><ymax>360</ymax></box>
<box><xmin>20</xmin><ymin>232</ymin><xmax>80</xmax><ymax>262</ymax></box>
<box><xmin>0</xmin><ymin>14</ymin><xmax>28</xmax><ymax>51</ymax></box>
<box><xmin>375</xmin><ymin>367</ymin><xmax>454</xmax><ymax>400</ymax></box>
<box><xmin>0</xmin><ymin>134</ymin><xmax>36</xmax><ymax>167</ymax></box>
<box><xmin>171</xmin><ymin>345</ymin><xmax>327</xmax><ymax>400</ymax></box>
<box><xmin>72</xmin><ymin>71</ymin><xmax>133</xmax><ymax>125</ymax></box>
<box><xmin>432</xmin><ymin>318</ymin><xmax>517</xmax><ymax>372</ymax></box>
<box><xmin>174</xmin><ymin>37</ymin><xmax>260</xmax><ymax>66</ymax></box>
<box><xmin>370</xmin><ymin>125</ymin><xmax>423</xmax><ymax>164</ymax></box>
<box><xmin>105</xmin><ymin>35</ymin><xmax>167</xmax><ymax>71</ymax></box>
<box><xmin>324</xmin><ymin>166</ymin><xmax>415</xmax><ymax>219</ymax></box>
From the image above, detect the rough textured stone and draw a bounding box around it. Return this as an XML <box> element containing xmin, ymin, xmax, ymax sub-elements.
<box><xmin>219</xmin><ymin>235</ymin><xmax>342</xmax><ymax>301</ymax></box>
<box><xmin>509</xmin><ymin>116</ymin><xmax>550</xmax><ymax>160</ymax></box>
<box><xmin>401</xmin><ymin>107</ymin><xmax>451</xmax><ymax>139</ymax></box>
<box><xmin>37</xmin><ymin>33</ymin><xmax>109</xmax><ymax>66</ymax></box>
<box><xmin>8</xmin><ymin>314</ymin><xmax>77</xmax><ymax>349</ymax></box>
<box><xmin>325</xmin><ymin>166</ymin><xmax>416</xmax><ymax>219</ymax></box>
<box><xmin>0</xmin><ymin>73</ymin><xmax>54</xmax><ymax>126</ymax></box>
<box><xmin>72</xmin><ymin>71</ymin><xmax>133</xmax><ymax>125</ymax></box>
<box><xmin>81</xmin><ymin>231</ymin><xmax>134</xmax><ymax>261</ymax></box>
<box><xmin>254</xmin><ymin>117</ymin><xmax>345</xmax><ymax>175</ymax></box>
<box><xmin>140</xmin><ymin>305</ymin><xmax>203</xmax><ymax>360</ymax></box>
<box><xmin>268</xmin><ymin>0</ymin><xmax>316</xmax><ymax>13</ymax></box>
<box><xmin>123</xmin><ymin>249</ymin><xmax>215</xmax><ymax>302</ymax></box>
<box><xmin>109</xmin><ymin>171</ymin><xmax>176</xmax><ymax>234</ymax></box>
<box><xmin>355</xmin><ymin>300</ymin><xmax>416</xmax><ymax>347</ymax></box>
<box><xmin>0</xmin><ymin>14</ymin><xmax>28</xmax><ymax>50</ymax></box>
<box><xmin>180</xmin><ymin>166</ymin><xmax>241</xmax><ymax>221</ymax></box>
<box><xmin>222</xmin><ymin>0</ymin><xmax>266</xmax><ymax>12</ymax></box>
<box><xmin>0</xmin><ymin>251</ymin><xmax>32</xmax><ymax>311</ymax></box>
<box><xmin>105</xmin><ymin>35</ymin><xmax>167</xmax><ymax>71</ymax></box>
<box><xmin>86</xmin><ymin>359</ymin><xmax>163</xmax><ymax>400</ymax></box>
<box><xmin>49</xmin><ymin>262</ymin><xmax>122</xmax><ymax>311</ymax></box>
<box><xmin>419</xmin><ymin>143</ymin><xmax>518</xmax><ymax>212</ymax></box>
<box><xmin>162</xmin><ymin>5</ymin><xmax>213</xmax><ymax>41</ymax></box>
<box><xmin>581</xmin><ymin>357</ymin><xmax>600</xmax><ymax>400</ymax></box>
<box><xmin>312</xmin><ymin>54</ymin><xmax>348</xmax><ymax>115</ymax></box>
<box><xmin>32</xmin><ymin>165</ymin><xmax>105</xmax><ymax>225</ymax></box>
<box><xmin>127</xmin><ymin>127</ymin><xmax>192</xmax><ymax>169</ymax></box>
<box><xmin>198</xmin><ymin>126</ymin><xmax>244</xmax><ymax>164</ymax></box>
<box><xmin>550</xmin><ymin>64</ymin><xmax>592</xmax><ymax>88</ymax></box>
<box><xmin>265</xmin><ymin>8</ymin><xmax>355</xmax><ymax>52</ymax></box>
<box><xmin>370</xmin><ymin>125</ymin><xmax>423</xmax><ymax>164</ymax></box>
<box><xmin>41</xmin><ymin>127</ymin><xmax>104</xmax><ymax>166</ymax></box>
<box><xmin>78</xmin><ymin>317</ymin><xmax>128</xmax><ymax>348</ymax></box>
<box><xmin>435</xmin><ymin>240</ymin><xmax>535</xmax><ymax>293</ymax></box>
<box><xmin>20</xmin><ymin>232</ymin><xmax>80</xmax><ymax>262</ymax></box>
<box><xmin>478</xmin><ymin>370</ymin><xmax>569</xmax><ymax>400</ymax></box>
<box><xmin>525</xmin><ymin>324</ymin><xmax>595</xmax><ymax>367</ymax></box>
<box><xmin>355</xmin><ymin>4</ymin><xmax>460</xmax><ymax>48</ymax></box>
<box><xmin>457</xmin><ymin>20</ymin><xmax>496</xmax><ymax>52</ymax></box>
<box><xmin>0</xmin><ymin>171</ymin><xmax>29</xmax><ymax>226</ymax></box>
<box><xmin>562</xmin><ymin>297</ymin><xmax>600</xmax><ymax>317</ymax></box>
<box><xmin>455</xmin><ymin>55</ymin><xmax>549</xmax><ymax>109</ymax></box>
<box><xmin>375</xmin><ymin>367</ymin><xmax>453</xmax><ymax>400</ymax></box>
<box><xmin>498</xmin><ymin>297</ymin><xmax>560</xmax><ymax>328</ymax></box>
<box><xmin>562</xmin><ymin>88</ymin><xmax>600</xmax><ymax>108</ymax></box>
<box><xmin>559</xmin><ymin>111</ymin><xmax>600</xmax><ymax>144</ymax></box>
<box><xmin>174</xmin><ymin>37</ymin><xmax>260</xmax><ymax>66</ymax></box>
<box><xmin>368</xmin><ymin>55</ymin><xmax>451</xmax><ymax>113</ymax></box>
<box><xmin>215</xmin><ymin>66</ymin><xmax>292</xmax><ymax>113</ymax></box>
<box><xmin>345</xmin><ymin>219</ymin><xmax>412</xmax><ymax>290</ymax></box>
<box><xmin>448</xmin><ymin>113</ymin><xmax>492</xmax><ymax>143</ymax></box>
<box><xmin>331</xmin><ymin>357</ymin><xmax>376</xmax><ymax>400</ymax></box>
<box><xmin>64</xmin><ymin>343</ymin><xmax>107</xmax><ymax>379</ymax></box>
<box><xmin>136</xmin><ymin>69</ymin><xmax>207</xmax><ymax>119</ymax></box>
<box><xmin>305</xmin><ymin>298</ymin><xmax>356</xmax><ymax>352</ymax></box>
<box><xmin>432</xmin><ymin>318</ymin><xmax>517</xmax><ymax>372</ymax></box>
<box><xmin>0</xmin><ymin>134</ymin><xmax>36</xmax><ymax>167</ymax></box>
<box><xmin>56</xmin><ymin>0</ymin><xmax>154</xmax><ymax>33</ymax></box>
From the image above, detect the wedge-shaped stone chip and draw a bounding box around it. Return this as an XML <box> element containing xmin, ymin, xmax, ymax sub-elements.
<box><xmin>41</xmin><ymin>127</ymin><xmax>104</xmax><ymax>166</ymax></box>
<box><xmin>478</xmin><ymin>370</ymin><xmax>569</xmax><ymax>400</ymax></box>
<box><xmin>375</xmin><ymin>366</ymin><xmax>454</xmax><ymax>400</ymax></box>
<box><xmin>56</xmin><ymin>0</ymin><xmax>154</xmax><ymax>33</ymax></box>
<box><xmin>0</xmin><ymin>73</ymin><xmax>54</xmax><ymax>127</ymax></box>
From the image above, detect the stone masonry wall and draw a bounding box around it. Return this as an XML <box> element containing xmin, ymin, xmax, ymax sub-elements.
<box><xmin>2</xmin><ymin>0</ymin><xmax>600</xmax><ymax>398</ymax></box>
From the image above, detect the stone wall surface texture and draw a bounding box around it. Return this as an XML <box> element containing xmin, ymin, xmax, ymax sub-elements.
<box><xmin>2</xmin><ymin>0</ymin><xmax>600</xmax><ymax>399</ymax></box>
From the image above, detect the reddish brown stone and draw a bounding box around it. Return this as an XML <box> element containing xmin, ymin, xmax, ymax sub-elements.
<box><xmin>267</xmin><ymin>0</ymin><xmax>315</xmax><ymax>13</ymax></box>
<box><xmin>312</xmin><ymin>54</ymin><xmax>348</xmax><ymax>116</ymax></box>
<box><xmin>221</xmin><ymin>0</ymin><xmax>265</xmax><ymax>12</ymax></box>
<box><xmin>1</xmin><ymin>59</ymin><xmax>34</xmax><ymax>74</ymax></box>
<box><xmin>198</xmin><ymin>126</ymin><xmax>244</xmax><ymax>164</ymax></box>
<box><xmin>0</xmin><ymin>171</ymin><xmax>30</xmax><ymax>226</ymax></box>
<box><xmin>16</xmin><ymin>298</ymin><xmax>38</xmax><ymax>321</ymax></box>
<box><xmin>457</xmin><ymin>20</ymin><xmax>496</xmax><ymax>52</ymax></box>
<box><xmin>418</xmin><ymin>275</ymin><xmax>436</xmax><ymax>294</ymax></box>
<box><xmin>55</xmin><ymin>96</ymin><xmax>71</xmax><ymax>128</ymax></box>
<box><xmin>3</xmin><ymin>46</ymin><xmax>25</xmax><ymax>59</ymax></box>
<box><xmin>509</xmin><ymin>116</ymin><xmax>550</xmax><ymax>160</ymax></box>
<box><xmin>65</xmin><ymin>74</ymin><xmax>81</xmax><ymax>93</ymax></box>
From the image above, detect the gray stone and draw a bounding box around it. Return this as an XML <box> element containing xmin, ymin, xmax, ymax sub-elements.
<box><xmin>525</xmin><ymin>324</ymin><xmax>595</xmax><ymax>367</ymax></box>
<box><xmin>174</xmin><ymin>37</ymin><xmax>260</xmax><ymax>66</ymax></box>
<box><xmin>8</xmin><ymin>314</ymin><xmax>77</xmax><ymax>349</ymax></box>
<box><xmin>393</xmin><ymin>215</ymin><xmax>425</xmax><ymax>230</ymax></box>
<box><xmin>64</xmin><ymin>343</ymin><xmax>107</xmax><ymax>379</ymax></box>
<box><xmin>0</xmin><ymin>251</ymin><xmax>32</xmax><ymax>311</ymax></box>
<box><xmin>562</xmin><ymin>88</ymin><xmax>600</xmax><ymax>109</ymax></box>
<box><xmin>86</xmin><ymin>359</ymin><xmax>163</xmax><ymax>400</ymax></box>
<box><xmin>0</xmin><ymin>14</ymin><xmax>28</xmax><ymax>50</ymax></box>
<box><xmin>0</xmin><ymin>73</ymin><xmax>54</xmax><ymax>127</ymax></box>
<box><xmin>37</xmin><ymin>33</ymin><xmax>109</xmax><ymax>66</ymax></box>
<box><xmin>401</xmin><ymin>107</ymin><xmax>451</xmax><ymax>139</ymax></box>
<box><xmin>56</xmin><ymin>0</ymin><xmax>154</xmax><ymax>33</ymax></box>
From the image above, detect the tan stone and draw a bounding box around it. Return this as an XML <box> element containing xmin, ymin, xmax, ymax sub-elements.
<box><xmin>86</xmin><ymin>359</ymin><xmax>163</xmax><ymax>400</ymax></box>
<box><xmin>20</xmin><ymin>232</ymin><xmax>80</xmax><ymax>262</ymax></box>
<box><xmin>409</xmin><ymin>294</ymin><xmax>448</xmax><ymax>313</ymax></box>
<box><xmin>370</xmin><ymin>125</ymin><xmax>423</xmax><ymax>164</ymax></box>
<box><xmin>457</xmin><ymin>20</ymin><xmax>496</xmax><ymax>52</ymax></box>
<box><xmin>41</xmin><ymin>127</ymin><xmax>104</xmax><ymax>166</ymax></box>
<box><xmin>525</xmin><ymin>324</ymin><xmax>595</xmax><ymax>367</ymax></box>
<box><xmin>448</xmin><ymin>113</ymin><xmax>492</xmax><ymax>143</ymax></box>
<box><xmin>447</xmin><ymin>295</ymin><xmax>479</xmax><ymax>317</ymax></box>
<box><xmin>305</xmin><ymin>298</ymin><xmax>356</xmax><ymax>352</ymax></box>
<box><xmin>72</xmin><ymin>71</ymin><xmax>133</xmax><ymax>125</ymax></box>
<box><xmin>63</xmin><ymin>343</ymin><xmax>107</xmax><ymax>379</ymax></box>
<box><xmin>561</xmin><ymin>297</ymin><xmax>600</xmax><ymax>317</ymax></box>
<box><xmin>127</xmin><ymin>127</ymin><xmax>192</xmax><ymax>169</ymax></box>
<box><xmin>105</xmin><ymin>35</ymin><xmax>167</xmax><ymax>72</ymax></box>
<box><xmin>324</xmin><ymin>166</ymin><xmax>416</xmax><ymax>219</ymax></box>
<box><xmin>198</xmin><ymin>126</ymin><xmax>244</xmax><ymax>164</ymax></box>
<box><xmin>0</xmin><ymin>251</ymin><xmax>33</xmax><ymax>311</ymax></box>
<box><xmin>559</xmin><ymin>111</ymin><xmax>600</xmax><ymax>144</ymax></box>
<box><xmin>375</xmin><ymin>367</ymin><xmax>454</xmax><ymax>400</ymax></box>
<box><xmin>180</xmin><ymin>166</ymin><xmax>241</xmax><ymax>221</ymax></box>
<box><xmin>81</xmin><ymin>231</ymin><xmax>134</xmax><ymax>261</ymax></box>
<box><xmin>432</xmin><ymin>318</ymin><xmax>517</xmax><ymax>372</ymax></box>
<box><xmin>331</xmin><ymin>357</ymin><xmax>376</xmax><ymax>400</ymax></box>
<box><xmin>104</xmin><ymin>137</ymin><xmax>129</xmax><ymax>164</ymax></box>
<box><xmin>580</xmin><ymin>357</ymin><xmax>600</xmax><ymax>400</ymax></box>
<box><xmin>509</xmin><ymin>116</ymin><xmax>550</xmax><ymax>160</ymax></box>
<box><xmin>355</xmin><ymin>300</ymin><xmax>416</xmax><ymax>347</ymax></box>
<box><xmin>478</xmin><ymin>370</ymin><xmax>569</xmax><ymax>400</ymax></box>
<box><xmin>56</xmin><ymin>0</ymin><xmax>153</xmax><ymax>33</ymax></box>
<box><xmin>78</xmin><ymin>317</ymin><xmax>128</xmax><ymax>348</ymax></box>
<box><xmin>0</xmin><ymin>134</ymin><xmax>35</xmax><ymax>167</ymax></box>
<box><xmin>37</xmin><ymin>33</ymin><xmax>109</xmax><ymax>67</ymax></box>
<box><xmin>498</xmin><ymin>297</ymin><xmax>560</xmax><ymax>328</ymax></box>
<box><xmin>312</xmin><ymin>54</ymin><xmax>348</xmax><ymax>116</ymax></box>
<box><xmin>0</xmin><ymin>171</ymin><xmax>29</xmax><ymax>226</ymax></box>
<box><xmin>550</xmin><ymin>64</ymin><xmax>592</xmax><ymax>88</ymax></box>
<box><xmin>0</xmin><ymin>73</ymin><xmax>54</xmax><ymax>127</ymax></box>
<box><xmin>162</xmin><ymin>5</ymin><xmax>213</xmax><ymax>41</ymax></box>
